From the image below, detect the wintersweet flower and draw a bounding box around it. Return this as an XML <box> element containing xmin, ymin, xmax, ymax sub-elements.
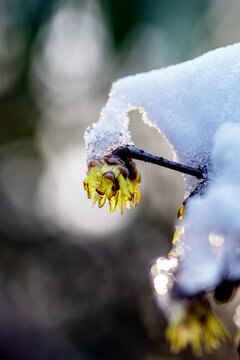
<box><xmin>166</xmin><ymin>298</ymin><xmax>229</xmax><ymax>356</ymax></box>
<box><xmin>84</xmin><ymin>154</ymin><xmax>141</xmax><ymax>214</ymax></box>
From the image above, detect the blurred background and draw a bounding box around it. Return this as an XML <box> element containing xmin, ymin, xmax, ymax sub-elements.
<box><xmin>0</xmin><ymin>0</ymin><xmax>240</xmax><ymax>359</ymax></box>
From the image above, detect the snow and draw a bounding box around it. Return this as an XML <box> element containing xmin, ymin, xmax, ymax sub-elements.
<box><xmin>85</xmin><ymin>42</ymin><xmax>240</xmax><ymax>296</ymax></box>
<box><xmin>85</xmin><ymin>42</ymin><xmax>240</xmax><ymax>190</ymax></box>
<box><xmin>177</xmin><ymin>123</ymin><xmax>240</xmax><ymax>295</ymax></box>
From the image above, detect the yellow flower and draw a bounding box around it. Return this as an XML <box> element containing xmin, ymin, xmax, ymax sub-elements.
<box><xmin>172</xmin><ymin>203</ymin><xmax>185</xmax><ymax>244</ymax></box>
<box><xmin>166</xmin><ymin>298</ymin><xmax>229</xmax><ymax>356</ymax></box>
<box><xmin>84</xmin><ymin>155</ymin><xmax>141</xmax><ymax>214</ymax></box>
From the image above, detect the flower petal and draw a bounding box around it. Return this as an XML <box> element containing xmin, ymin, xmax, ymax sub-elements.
<box><xmin>98</xmin><ymin>194</ymin><xmax>106</xmax><ymax>208</ymax></box>
<box><xmin>133</xmin><ymin>186</ymin><xmax>141</xmax><ymax>207</ymax></box>
<box><xmin>92</xmin><ymin>192</ymin><xmax>99</xmax><ymax>207</ymax></box>
<box><xmin>109</xmin><ymin>192</ymin><xmax>118</xmax><ymax>213</ymax></box>
<box><xmin>118</xmin><ymin>190</ymin><xmax>123</xmax><ymax>214</ymax></box>
<box><xmin>118</xmin><ymin>174</ymin><xmax>131</xmax><ymax>200</ymax></box>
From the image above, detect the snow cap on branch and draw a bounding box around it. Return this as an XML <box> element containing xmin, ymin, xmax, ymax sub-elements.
<box><xmin>85</xmin><ymin>42</ymin><xmax>240</xmax><ymax>192</ymax></box>
<box><xmin>85</xmin><ymin>42</ymin><xmax>240</xmax><ymax>294</ymax></box>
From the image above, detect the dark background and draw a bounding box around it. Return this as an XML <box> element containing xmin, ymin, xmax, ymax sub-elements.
<box><xmin>0</xmin><ymin>0</ymin><xmax>239</xmax><ymax>358</ymax></box>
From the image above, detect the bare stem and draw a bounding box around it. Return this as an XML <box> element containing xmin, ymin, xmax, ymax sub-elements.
<box><xmin>112</xmin><ymin>145</ymin><xmax>206</xmax><ymax>180</ymax></box>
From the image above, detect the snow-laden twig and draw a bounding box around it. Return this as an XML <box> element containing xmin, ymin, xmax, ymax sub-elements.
<box><xmin>113</xmin><ymin>145</ymin><xmax>206</xmax><ymax>179</ymax></box>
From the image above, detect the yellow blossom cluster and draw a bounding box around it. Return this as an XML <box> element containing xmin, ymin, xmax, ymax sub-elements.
<box><xmin>84</xmin><ymin>156</ymin><xmax>141</xmax><ymax>214</ymax></box>
<box><xmin>166</xmin><ymin>298</ymin><xmax>229</xmax><ymax>356</ymax></box>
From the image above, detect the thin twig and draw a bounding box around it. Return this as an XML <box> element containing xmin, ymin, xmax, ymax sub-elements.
<box><xmin>112</xmin><ymin>145</ymin><xmax>206</xmax><ymax>180</ymax></box>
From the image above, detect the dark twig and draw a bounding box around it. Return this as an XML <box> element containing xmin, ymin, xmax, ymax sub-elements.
<box><xmin>112</xmin><ymin>145</ymin><xmax>206</xmax><ymax>180</ymax></box>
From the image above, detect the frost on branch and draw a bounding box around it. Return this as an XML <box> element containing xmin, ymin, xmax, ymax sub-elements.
<box><xmin>84</xmin><ymin>43</ymin><xmax>240</xmax><ymax>354</ymax></box>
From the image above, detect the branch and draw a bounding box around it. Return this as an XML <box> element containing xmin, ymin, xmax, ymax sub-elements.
<box><xmin>112</xmin><ymin>145</ymin><xmax>206</xmax><ymax>180</ymax></box>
